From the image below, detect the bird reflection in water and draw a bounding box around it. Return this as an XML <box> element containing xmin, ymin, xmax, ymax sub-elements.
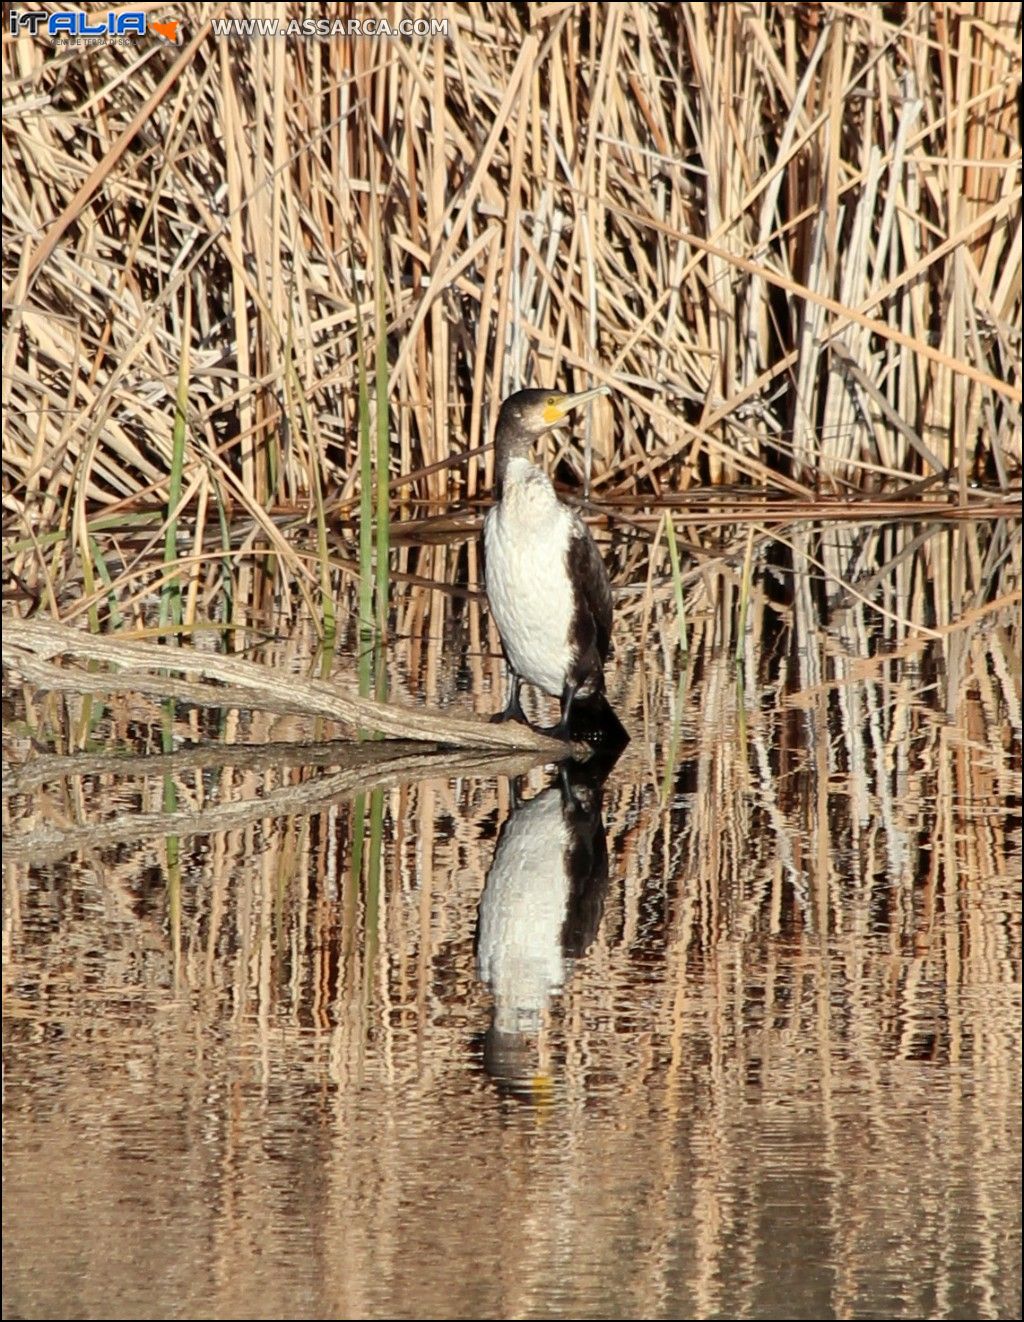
<box><xmin>475</xmin><ymin>750</ymin><xmax>620</xmax><ymax>1101</ymax></box>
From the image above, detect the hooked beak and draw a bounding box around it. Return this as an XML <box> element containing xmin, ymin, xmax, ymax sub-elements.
<box><xmin>542</xmin><ymin>385</ymin><xmax>611</xmax><ymax>426</ymax></box>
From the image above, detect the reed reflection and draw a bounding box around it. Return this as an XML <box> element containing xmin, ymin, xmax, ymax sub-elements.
<box><xmin>475</xmin><ymin>752</ymin><xmax>619</xmax><ymax>1098</ymax></box>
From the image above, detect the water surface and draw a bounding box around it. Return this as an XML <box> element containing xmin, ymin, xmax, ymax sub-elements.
<box><xmin>3</xmin><ymin>520</ymin><xmax>1021</xmax><ymax>1319</ymax></box>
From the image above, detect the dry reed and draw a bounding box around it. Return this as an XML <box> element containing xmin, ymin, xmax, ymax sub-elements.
<box><xmin>2</xmin><ymin>2</ymin><xmax>1020</xmax><ymax>642</ymax></box>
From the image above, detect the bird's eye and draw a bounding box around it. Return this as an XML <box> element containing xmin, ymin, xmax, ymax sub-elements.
<box><xmin>546</xmin><ymin>396</ymin><xmax>557</xmax><ymax>406</ymax></box>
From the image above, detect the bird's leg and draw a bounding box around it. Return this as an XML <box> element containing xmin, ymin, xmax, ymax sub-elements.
<box><xmin>490</xmin><ymin>669</ymin><xmax>527</xmax><ymax>724</ymax></box>
<box><xmin>551</xmin><ymin>681</ymin><xmax>578</xmax><ymax>740</ymax></box>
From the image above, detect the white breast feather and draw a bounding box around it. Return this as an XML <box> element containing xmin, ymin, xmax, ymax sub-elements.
<box><xmin>484</xmin><ymin>459</ymin><xmax>575</xmax><ymax>696</ymax></box>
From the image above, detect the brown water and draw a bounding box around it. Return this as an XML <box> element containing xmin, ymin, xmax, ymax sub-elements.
<box><xmin>3</xmin><ymin>521</ymin><xmax>1021</xmax><ymax>1320</ymax></box>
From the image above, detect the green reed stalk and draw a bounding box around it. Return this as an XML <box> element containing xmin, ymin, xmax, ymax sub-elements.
<box><xmin>664</xmin><ymin>513</ymin><xmax>689</xmax><ymax>661</ymax></box>
<box><xmin>735</xmin><ymin>525</ymin><xmax>755</xmax><ymax>666</ymax></box>
<box><xmin>81</xmin><ymin>541</ymin><xmax>99</xmax><ymax>636</ymax></box>
<box><xmin>735</xmin><ymin>660</ymin><xmax>748</xmax><ymax>760</ymax></box>
<box><xmin>88</xmin><ymin>536</ymin><xmax>124</xmax><ymax>630</ymax></box>
<box><xmin>352</xmin><ymin>207</ymin><xmax>391</xmax><ymax>706</ymax></box>
<box><xmin>350</xmin><ymin>789</ymin><xmax>367</xmax><ymax>900</ymax></box>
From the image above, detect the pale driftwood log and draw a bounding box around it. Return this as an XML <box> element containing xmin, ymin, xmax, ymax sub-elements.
<box><xmin>1</xmin><ymin>616</ymin><xmax>572</xmax><ymax>753</ymax></box>
<box><xmin>3</xmin><ymin>743</ymin><xmax>552</xmax><ymax>866</ymax></box>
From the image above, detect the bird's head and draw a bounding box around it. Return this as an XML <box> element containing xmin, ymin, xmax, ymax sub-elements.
<box><xmin>497</xmin><ymin>386</ymin><xmax>610</xmax><ymax>441</ymax></box>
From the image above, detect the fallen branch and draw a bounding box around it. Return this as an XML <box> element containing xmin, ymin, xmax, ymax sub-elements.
<box><xmin>1</xmin><ymin>616</ymin><xmax>569</xmax><ymax>754</ymax></box>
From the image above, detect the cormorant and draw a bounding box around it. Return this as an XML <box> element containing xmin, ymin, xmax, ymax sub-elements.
<box><xmin>483</xmin><ymin>387</ymin><xmax>626</xmax><ymax>745</ymax></box>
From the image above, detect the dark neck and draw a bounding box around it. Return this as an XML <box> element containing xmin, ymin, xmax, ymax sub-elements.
<box><xmin>493</xmin><ymin>412</ymin><xmax>533</xmax><ymax>497</ymax></box>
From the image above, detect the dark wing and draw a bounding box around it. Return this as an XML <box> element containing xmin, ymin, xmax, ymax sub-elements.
<box><xmin>567</xmin><ymin>514</ymin><xmax>613</xmax><ymax>665</ymax></box>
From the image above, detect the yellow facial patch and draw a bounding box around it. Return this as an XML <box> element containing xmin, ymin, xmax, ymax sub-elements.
<box><xmin>542</xmin><ymin>402</ymin><xmax>564</xmax><ymax>424</ymax></box>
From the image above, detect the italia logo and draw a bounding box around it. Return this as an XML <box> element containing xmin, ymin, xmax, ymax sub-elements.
<box><xmin>8</xmin><ymin>11</ymin><xmax>181</xmax><ymax>42</ymax></box>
